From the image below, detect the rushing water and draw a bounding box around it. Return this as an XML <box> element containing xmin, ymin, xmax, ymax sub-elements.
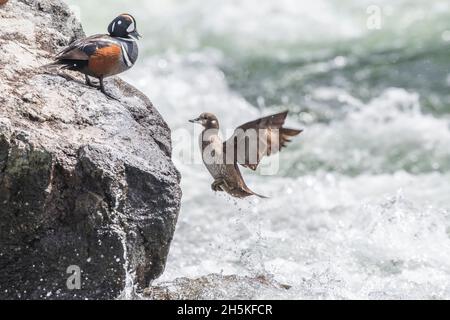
<box><xmin>66</xmin><ymin>0</ymin><xmax>450</xmax><ymax>299</ymax></box>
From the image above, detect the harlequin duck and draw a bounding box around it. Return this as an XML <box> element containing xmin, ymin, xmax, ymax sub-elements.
<box><xmin>189</xmin><ymin>111</ymin><xmax>303</xmax><ymax>198</ymax></box>
<box><xmin>47</xmin><ymin>13</ymin><xmax>140</xmax><ymax>99</ymax></box>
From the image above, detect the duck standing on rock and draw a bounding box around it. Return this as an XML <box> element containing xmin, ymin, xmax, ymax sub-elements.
<box><xmin>190</xmin><ymin>111</ymin><xmax>303</xmax><ymax>198</ymax></box>
<box><xmin>45</xmin><ymin>14</ymin><xmax>140</xmax><ymax>99</ymax></box>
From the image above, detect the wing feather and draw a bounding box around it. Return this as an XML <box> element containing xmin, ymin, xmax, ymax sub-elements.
<box><xmin>54</xmin><ymin>34</ymin><xmax>115</xmax><ymax>62</ymax></box>
<box><xmin>223</xmin><ymin>111</ymin><xmax>303</xmax><ymax>171</ymax></box>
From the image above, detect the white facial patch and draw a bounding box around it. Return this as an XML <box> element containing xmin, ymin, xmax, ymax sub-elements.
<box><xmin>118</xmin><ymin>20</ymin><xmax>122</xmax><ymax>25</ymax></box>
<box><xmin>126</xmin><ymin>19</ymin><xmax>135</xmax><ymax>33</ymax></box>
<box><xmin>111</xmin><ymin>22</ymin><xmax>116</xmax><ymax>33</ymax></box>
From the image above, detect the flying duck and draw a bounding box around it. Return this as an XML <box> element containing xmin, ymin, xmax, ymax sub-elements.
<box><xmin>190</xmin><ymin>111</ymin><xmax>303</xmax><ymax>198</ymax></box>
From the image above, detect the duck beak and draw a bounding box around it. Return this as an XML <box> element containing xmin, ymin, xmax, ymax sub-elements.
<box><xmin>189</xmin><ymin>118</ymin><xmax>201</xmax><ymax>124</ymax></box>
<box><xmin>131</xmin><ymin>30</ymin><xmax>141</xmax><ymax>40</ymax></box>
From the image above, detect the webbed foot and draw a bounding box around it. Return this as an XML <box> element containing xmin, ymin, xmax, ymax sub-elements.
<box><xmin>99</xmin><ymin>88</ymin><xmax>120</xmax><ymax>101</ymax></box>
<box><xmin>98</xmin><ymin>79</ymin><xmax>119</xmax><ymax>101</ymax></box>
<box><xmin>211</xmin><ymin>179</ymin><xmax>225</xmax><ymax>192</ymax></box>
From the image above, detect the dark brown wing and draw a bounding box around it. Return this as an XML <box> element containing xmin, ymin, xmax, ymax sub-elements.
<box><xmin>223</xmin><ymin>111</ymin><xmax>303</xmax><ymax>171</ymax></box>
<box><xmin>54</xmin><ymin>34</ymin><xmax>112</xmax><ymax>61</ymax></box>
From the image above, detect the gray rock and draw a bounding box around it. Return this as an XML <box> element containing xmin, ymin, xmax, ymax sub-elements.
<box><xmin>0</xmin><ymin>0</ymin><xmax>181</xmax><ymax>299</ymax></box>
<box><xmin>144</xmin><ymin>274</ymin><xmax>291</xmax><ymax>300</ymax></box>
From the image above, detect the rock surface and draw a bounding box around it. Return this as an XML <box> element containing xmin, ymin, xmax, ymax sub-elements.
<box><xmin>0</xmin><ymin>0</ymin><xmax>181</xmax><ymax>299</ymax></box>
<box><xmin>144</xmin><ymin>274</ymin><xmax>291</xmax><ymax>300</ymax></box>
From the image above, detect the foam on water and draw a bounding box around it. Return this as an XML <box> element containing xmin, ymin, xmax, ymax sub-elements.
<box><xmin>282</xmin><ymin>88</ymin><xmax>450</xmax><ymax>175</ymax></box>
<box><xmin>158</xmin><ymin>172</ymin><xmax>450</xmax><ymax>299</ymax></box>
<box><xmin>66</xmin><ymin>0</ymin><xmax>450</xmax><ymax>299</ymax></box>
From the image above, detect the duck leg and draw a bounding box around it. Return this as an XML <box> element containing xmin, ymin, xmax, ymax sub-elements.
<box><xmin>85</xmin><ymin>75</ymin><xmax>100</xmax><ymax>88</ymax></box>
<box><xmin>98</xmin><ymin>76</ymin><xmax>119</xmax><ymax>101</ymax></box>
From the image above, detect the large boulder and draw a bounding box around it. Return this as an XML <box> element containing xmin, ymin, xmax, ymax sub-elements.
<box><xmin>0</xmin><ymin>0</ymin><xmax>181</xmax><ymax>299</ymax></box>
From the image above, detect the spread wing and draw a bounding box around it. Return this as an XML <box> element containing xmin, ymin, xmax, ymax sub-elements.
<box><xmin>54</xmin><ymin>34</ymin><xmax>113</xmax><ymax>61</ymax></box>
<box><xmin>223</xmin><ymin>111</ymin><xmax>303</xmax><ymax>171</ymax></box>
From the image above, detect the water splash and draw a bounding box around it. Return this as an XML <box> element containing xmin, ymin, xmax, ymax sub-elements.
<box><xmin>110</xmin><ymin>189</ymin><xmax>141</xmax><ymax>300</ymax></box>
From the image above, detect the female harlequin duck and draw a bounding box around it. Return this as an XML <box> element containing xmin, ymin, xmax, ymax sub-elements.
<box><xmin>48</xmin><ymin>14</ymin><xmax>140</xmax><ymax>99</ymax></box>
<box><xmin>190</xmin><ymin>111</ymin><xmax>303</xmax><ymax>198</ymax></box>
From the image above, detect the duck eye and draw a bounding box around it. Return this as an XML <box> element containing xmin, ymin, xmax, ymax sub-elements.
<box><xmin>118</xmin><ymin>20</ymin><xmax>122</xmax><ymax>25</ymax></box>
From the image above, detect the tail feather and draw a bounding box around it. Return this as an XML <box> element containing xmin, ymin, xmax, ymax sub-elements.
<box><xmin>246</xmin><ymin>187</ymin><xmax>269</xmax><ymax>199</ymax></box>
<box><xmin>41</xmin><ymin>59</ymin><xmax>82</xmax><ymax>72</ymax></box>
<box><xmin>41</xmin><ymin>61</ymin><xmax>66</xmax><ymax>71</ymax></box>
<box><xmin>253</xmin><ymin>192</ymin><xmax>269</xmax><ymax>199</ymax></box>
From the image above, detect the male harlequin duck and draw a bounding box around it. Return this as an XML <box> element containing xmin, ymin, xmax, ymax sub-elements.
<box><xmin>190</xmin><ymin>111</ymin><xmax>303</xmax><ymax>198</ymax></box>
<box><xmin>47</xmin><ymin>14</ymin><xmax>140</xmax><ymax>99</ymax></box>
